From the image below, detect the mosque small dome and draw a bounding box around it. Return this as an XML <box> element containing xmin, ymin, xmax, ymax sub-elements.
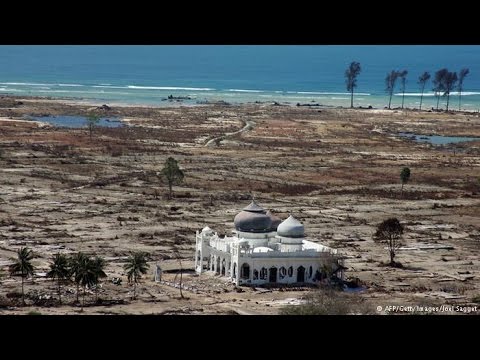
<box><xmin>234</xmin><ymin>200</ymin><xmax>272</xmax><ymax>233</ymax></box>
<box><xmin>277</xmin><ymin>215</ymin><xmax>304</xmax><ymax>238</ymax></box>
<box><xmin>202</xmin><ymin>226</ymin><xmax>213</xmax><ymax>233</ymax></box>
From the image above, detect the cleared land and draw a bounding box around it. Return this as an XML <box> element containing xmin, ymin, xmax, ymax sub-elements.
<box><xmin>0</xmin><ymin>96</ymin><xmax>479</xmax><ymax>314</ymax></box>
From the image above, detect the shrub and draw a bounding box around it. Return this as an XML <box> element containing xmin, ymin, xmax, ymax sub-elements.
<box><xmin>280</xmin><ymin>288</ymin><xmax>372</xmax><ymax>315</ymax></box>
<box><xmin>27</xmin><ymin>310</ymin><xmax>42</xmax><ymax>315</ymax></box>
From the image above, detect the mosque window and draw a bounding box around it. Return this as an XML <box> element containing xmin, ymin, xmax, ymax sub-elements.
<box><xmin>260</xmin><ymin>268</ymin><xmax>267</xmax><ymax>280</ymax></box>
<box><xmin>279</xmin><ymin>267</ymin><xmax>286</xmax><ymax>279</ymax></box>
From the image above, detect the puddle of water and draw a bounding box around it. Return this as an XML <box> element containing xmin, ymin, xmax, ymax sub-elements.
<box><xmin>344</xmin><ymin>285</ymin><xmax>367</xmax><ymax>293</ymax></box>
<box><xmin>398</xmin><ymin>132</ymin><xmax>480</xmax><ymax>145</ymax></box>
<box><xmin>25</xmin><ymin>115</ymin><xmax>123</xmax><ymax>128</ymax></box>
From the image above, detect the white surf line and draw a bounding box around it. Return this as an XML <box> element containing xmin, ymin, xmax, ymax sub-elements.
<box><xmin>205</xmin><ymin>119</ymin><xmax>254</xmax><ymax>146</ymax></box>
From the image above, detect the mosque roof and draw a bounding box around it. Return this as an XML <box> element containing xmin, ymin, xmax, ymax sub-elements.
<box><xmin>234</xmin><ymin>200</ymin><xmax>272</xmax><ymax>233</ymax></box>
<box><xmin>234</xmin><ymin>210</ymin><xmax>272</xmax><ymax>233</ymax></box>
<box><xmin>242</xmin><ymin>200</ymin><xmax>266</xmax><ymax>213</ymax></box>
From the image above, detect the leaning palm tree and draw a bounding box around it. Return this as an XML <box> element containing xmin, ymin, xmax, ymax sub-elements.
<box><xmin>345</xmin><ymin>61</ymin><xmax>361</xmax><ymax>108</ymax></box>
<box><xmin>47</xmin><ymin>253</ymin><xmax>70</xmax><ymax>304</ymax></box>
<box><xmin>417</xmin><ymin>71</ymin><xmax>431</xmax><ymax>110</ymax></box>
<box><xmin>9</xmin><ymin>247</ymin><xmax>35</xmax><ymax>305</ymax></box>
<box><xmin>443</xmin><ymin>71</ymin><xmax>458</xmax><ymax>112</ymax></box>
<box><xmin>91</xmin><ymin>256</ymin><xmax>107</xmax><ymax>302</ymax></box>
<box><xmin>385</xmin><ymin>70</ymin><xmax>400</xmax><ymax>109</ymax></box>
<box><xmin>398</xmin><ymin>70</ymin><xmax>408</xmax><ymax>109</ymax></box>
<box><xmin>124</xmin><ymin>252</ymin><xmax>149</xmax><ymax>300</ymax></box>
<box><xmin>433</xmin><ymin>68</ymin><xmax>448</xmax><ymax>110</ymax></box>
<box><xmin>69</xmin><ymin>252</ymin><xmax>87</xmax><ymax>304</ymax></box>
<box><xmin>457</xmin><ymin>68</ymin><xmax>470</xmax><ymax>111</ymax></box>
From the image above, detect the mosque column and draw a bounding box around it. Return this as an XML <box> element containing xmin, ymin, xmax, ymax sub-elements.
<box><xmin>213</xmin><ymin>255</ymin><xmax>217</xmax><ymax>273</ymax></box>
<box><xmin>198</xmin><ymin>248</ymin><xmax>203</xmax><ymax>274</ymax></box>
<box><xmin>194</xmin><ymin>236</ymin><xmax>198</xmax><ymax>270</ymax></box>
<box><xmin>236</xmin><ymin>262</ymin><xmax>240</xmax><ymax>285</ymax></box>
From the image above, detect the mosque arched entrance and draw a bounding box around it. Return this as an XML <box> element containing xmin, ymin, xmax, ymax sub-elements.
<box><xmin>269</xmin><ymin>267</ymin><xmax>277</xmax><ymax>283</ymax></box>
<box><xmin>297</xmin><ymin>266</ymin><xmax>305</xmax><ymax>283</ymax></box>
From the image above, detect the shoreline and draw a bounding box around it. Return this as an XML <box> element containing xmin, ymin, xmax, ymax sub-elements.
<box><xmin>2</xmin><ymin>93</ymin><xmax>480</xmax><ymax>116</ymax></box>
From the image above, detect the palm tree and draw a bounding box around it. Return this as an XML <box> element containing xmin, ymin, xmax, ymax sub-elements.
<box><xmin>124</xmin><ymin>252</ymin><xmax>149</xmax><ymax>300</ymax></box>
<box><xmin>91</xmin><ymin>256</ymin><xmax>107</xmax><ymax>302</ymax></box>
<box><xmin>458</xmin><ymin>68</ymin><xmax>470</xmax><ymax>111</ymax></box>
<box><xmin>433</xmin><ymin>68</ymin><xmax>448</xmax><ymax>110</ymax></box>
<box><xmin>417</xmin><ymin>71</ymin><xmax>431</xmax><ymax>110</ymax></box>
<box><xmin>47</xmin><ymin>253</ymin><xmax>70</xmax><ymax>304</ymax></box>
<box><xmin>9</xmin><ymin>247</ymin><xmax>35</xmax><ymax>305</ymax></box>
<box><xmin>399</xmin><ymin>70</ymin><xmax>408</xmax><ymax>109</ymax></box>
<box><xmin>69</xmin><ymin>252</ymin><xmax>87</xmax><ymax>304</ymax></box>
<box><xmin>76</xmin><ymin>255</ymin><xmax>97</xmax><ymax>310</ymax></box>
<box><xmin>443</xmin><ymin>71</ymin><xmax>458</xmax><ymax>112</ymax></box>
<box><xmin>345</xmin><ymin>61</ymin><xmax>361</xmax><ymax>108</ymax></box>
<box><xmin>385</xmin><ymin>70</ymin><xmax>400</xmax><ymax>109</ymax></box>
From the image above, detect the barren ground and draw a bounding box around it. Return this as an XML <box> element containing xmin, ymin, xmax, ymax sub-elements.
<box><xmin>0</xmin><ymin>96</ymin><xmax>479</xmax><ymax>315</ymax></box>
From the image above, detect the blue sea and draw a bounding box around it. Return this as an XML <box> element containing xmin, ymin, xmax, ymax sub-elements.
<box><xmin>1</xmin><ymin>45</ymin><xmax>480</xmax><ymax>110</ymax></box>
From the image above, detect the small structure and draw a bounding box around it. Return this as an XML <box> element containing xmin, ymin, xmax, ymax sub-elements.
<box><xmin>153</xmin><ymin>263</ymin><xmax>162</xmax><ymax>282</ymax></box>
<box><xmin>195</xmin><ymin>201</ymin><xmax>344</xmax><ymax>286</ymax></box>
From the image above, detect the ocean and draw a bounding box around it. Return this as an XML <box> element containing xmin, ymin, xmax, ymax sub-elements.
<box><xmin>1</xmin><ymin>45</ymin><xmax>480</xmax><ymax>110</ymax></box>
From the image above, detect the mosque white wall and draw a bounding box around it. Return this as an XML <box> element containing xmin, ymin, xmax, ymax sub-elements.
<box><xmin>195</xmin><ymin>227</ymin><xmax>341</xmax><ymax>286</ymax></box>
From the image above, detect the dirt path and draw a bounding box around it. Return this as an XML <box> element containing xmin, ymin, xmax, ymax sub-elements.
<box><xmin>205</xmin><ymin>119</ymin><xmax>254</xmax><ymax>146</ymax></box>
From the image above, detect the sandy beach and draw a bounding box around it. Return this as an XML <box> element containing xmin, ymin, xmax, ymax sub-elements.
<box><xmin>0</xmin><ymin>95</ymin><xmax>479</xmax><ymax>315</ymax></box>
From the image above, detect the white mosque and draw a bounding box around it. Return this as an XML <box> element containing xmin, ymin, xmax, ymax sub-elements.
<box><xmin>194</xmin><ymin>201</ymin><xmax>344</xmax><ymax>286</ymax></box>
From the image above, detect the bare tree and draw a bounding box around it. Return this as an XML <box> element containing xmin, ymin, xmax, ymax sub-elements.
<box><xmin>373</xmin><ymin>218</ymin><xmax>404</xmax><ymax>266</ymax></box>
<box><xmin>443</xmin><ymin>71</ymin><xmax>458</xmax><ymax>112</ymax></box>
<box><xmin>433</xmin><ymin>68</ymin><xmax>448</xmax><ymax>110</ymax></box>
<box><xmin>173</xmin><ymin>247</ymin><xmax>184</xmax><ymax>299</ymax></box>
<box><xmin>458</xmin><ymin>68</ymin><xmax>470</xmax><ymax>111</ymax></box>
<box><xmin>399</xmin><ymin>70</ymin><xmax>408</xmax><ymax>109</ymax></box>
<box><xmin>417</xmin><ymin>71</ymin><xmax>431</xmax><ymax>110</ymax></box>
<box><xmin>385</xmin><ymin>70</ymin><xmax>400</xmax><ymax>109</ymax></box>
<box><xmin>345</xmin><ymin>61</ymin><xmax>362</xmax><ymax>108</ymax></box>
